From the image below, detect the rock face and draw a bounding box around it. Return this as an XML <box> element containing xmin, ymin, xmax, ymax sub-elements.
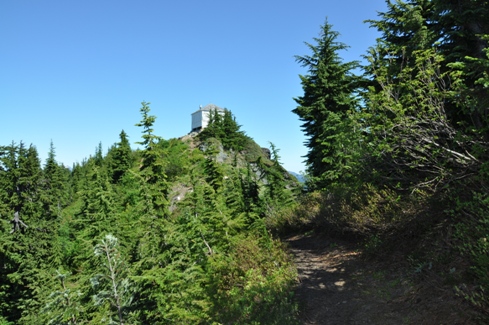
<box><xmin>261</xmin><ymin>147</ymin><xmax>271</xmax><ymax>160</ymax></box>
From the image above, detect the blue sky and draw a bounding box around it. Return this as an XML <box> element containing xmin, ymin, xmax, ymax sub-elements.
<box><xmin>1</xmin><ymin>0</ymin><xmax>387</xmax><ymax>173</ymax></box>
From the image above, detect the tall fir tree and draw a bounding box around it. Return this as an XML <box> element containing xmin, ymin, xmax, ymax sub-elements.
<box><xmin>134</xmin><ymin>101</ymin><xmax>168</xmax><ymax>214</ymax></box>
<box><xmin>293</xmin><ymin>19</ymin><xmax>360</xmax><ymax>190</ymax></box>
<box><xmin>42</xmin><ymin>141</ymin><xmax>70</xmax><ymax>219</ymax></box>
<box><xmin>108</xmin><ymin>130</ymin><xmax>133</xmax><ymax>184</ymax></box>
<box><xmin>435</xmin><ymin>0</ymin><xmax>489</xmax><ymax>138</ymax></box>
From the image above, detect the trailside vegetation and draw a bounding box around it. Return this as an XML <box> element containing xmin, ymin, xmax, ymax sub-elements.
<box><xmin>289</xmin><ymin>0</ymin><xmax>489</xmax><ymax>318</ymax></box>
<box><xmin>0</xmin><ymin>103</ymin><xmax>299</xmax><ymax>324</ymax></box>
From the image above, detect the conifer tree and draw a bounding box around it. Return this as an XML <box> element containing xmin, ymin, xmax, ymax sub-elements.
<box><xmin>0</xmin><ymin>142</ymin><xmax>21</xmax><ymax>212</ymax></box>
<box><xmin>135</xmin><ymin>101</ymin><xmax>160</xmax><ymax>156</ymax></box>
<box><xmin>77</xmin><ymin>161</ymin><xmax>119</xmax><ymax>245</ymax></box>
<box><xmin>94</xmin><ymin>142</ymin><xmax>104</xmax><ymax>168</ymax></box>
<box><xmin>264</xmin><ymin>143</ymin><xmax>292</xmax><ymax>204</ymax></box>
<box><xmin>293</xmin><ymin>19</ymin><xmax>360</xmax><ymax>190</ymax></box>
<box><xmin>221</xmin><ymin>110</ymin><xmax>247</xmax><ymax>151</ymax></box>
<box><xmin>435</xmin><ymin>0</ymin><xmax>489</xmax><ymax>138</ymax></box>
<box><xmin>109</xmin><ymin>130</ymin><xmax>133</xmax><ymax>184</ymax></box>
<box><xmin>128</xmin><ymin>102</ymin><xmax>173</xmax><ymax>322</ymax></box>
<box><xmin>363</xmin><ymin>0</ymin><xmax>486</xmax><ymax>190</ymax></box>
<box><xmin>134</xmin><ymin>101</ymin><xmax>168</xmax><ymax>214</ymax></box>
<box><xmin>70</xmin><ymin>162</ymin><xmax>86</xmax><ymax>198</ymax></box>
<box><xmin>240</xmin><ymin>163</ymin><xmax>261</xmax><ymax>216</ymax></box>
<box><xmin>203</xmin><ymin>144</ymin><xmax>224</xmax><ymax>193</ymax></box>
<box><xmin>160</xmin><ymin>138</ymin><xmax>191</xmax><ymax>181</ymax></box>
<box><xmin>90</xmin><ymin>234</ymin><xmax>133</xmax><ymax>325</ymax></box>
<box><xmin>19</xmin><ymin>145</ymin><xmax>43</xmax><ymax>213</ymax></box>
<box><xmin>199</xmin><ymin>108</ymin><xmax>224</xmax><ymax>141</ymax></box>
<box><xmin>42</xmin><ymin>271</ymin><xmax>83</xmax><ymax>325</ymax></box>
<box><xmin>365</xmin><ymin>0</ymin><xmax>438</xmax><ymax>70</ymax></box>
<box><xmin>199</xmin><ymin>109</ymin><xmax>248</xmax><ymax>151</ymax></box>
<box><xmin>42</xmin><ymin>141</ymin><xmax>70</xmax><ymax>219</ymax></box>
<box><xmin>0</xmin><ymin>142</ymin><xmax>65</xmax><ymax>323</ymax></box>
<box><xmin>0</xmin><ymin>142</ymin><xmax>26</xmax><ymax>321</ymax></box>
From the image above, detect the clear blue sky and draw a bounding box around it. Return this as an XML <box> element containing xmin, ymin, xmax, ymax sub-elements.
<box><xmin>1</xmin><ymin>0</ymin><xmax>387</xmax><ymax>173</ymax></box>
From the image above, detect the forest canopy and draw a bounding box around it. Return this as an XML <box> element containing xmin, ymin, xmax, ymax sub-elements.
<box><xmin>0</xmin><ymin>103</ymin><xmax>300</xmax><ymax>324</ymax></box>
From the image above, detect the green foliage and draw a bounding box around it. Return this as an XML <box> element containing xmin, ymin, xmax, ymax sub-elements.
<box><xmin>292</xmin><ymin>19</ymin><xmax>361</xmax><ymax>191</ymax></box>
<box><xmin>2</xmin><ymin>2</ymin><xmax>488</xmax><ymax>320</ymax></box>
<box><xmin>0</xmin><ymin>141</ymin><xmax>69</xmax><ymax>323</ymax></box>
<box><xmin>451</xmin><ymin>191</ymin><xmax>489</xmax><ymax>313</ymax></box>
<box><xmin>291</xmin><ymin>3</ymin><xmax>489</xmax><ymax>317</ymax></box>
<box><xmin>42</xmin><ymin>141</ymin><xmax>72</xmax><ymax>218</ymax></box>
<box><xmin>134</xmin><ymin>101</ymin><xmax>169</xmax><ymax>216</ymax></box>
<box><xmin>91</xmin><ymin>234</ymin><xmax>134</xmax><ymax>325</ymax></box>
<box><xmin>159</xmin><ymin>138</ymin><xmax>192</xmax><ymax>181</ymax></box>
<box><xmin>362</xmin><ymin>47</ymin><xmax>482</xmax><ymax>191</ymax></box>
<box><xmin>42</xmin><ymin>271</ymin><xmax>83</xmax><ymax>325</ymax></box>
<box><xmin>135</xmin><ymin>101</ymin><xmax>160</xmax><ymax>151</ymax></box>
<box><xmin>365</xmin><ymin>0</ymin><xmax>438</xmax><ymax>69</ymax></box>
<box><xmin>362</xmin><ymin>0</ymin><xmax>488</xmax><ymax>191</ymax></box>
<box><xmin>242</xmin><ymin>137</ymin><xmax>267</xmax><ymax>162</ymax></box>
<box><xmin>107</xmin><ymin>130</ymin><xmax>133</xmax><ymax>184</ymax></box>
<box><xmin>277</xmin><ymin>184</ymin><xmax>407</xmax><ymax>238</ymax></box>
<box><xmin>198</xmin><ymin>109</ymin><xmax>249</xmax><ymax>152</ymax></box>
<box><xmin>208</xmin><ymin>236</ymin><xmax>298</xmax><ymax>325</ymax></box>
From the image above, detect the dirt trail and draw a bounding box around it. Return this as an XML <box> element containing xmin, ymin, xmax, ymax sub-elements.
<box><xmin>286</xmin><ymin>232</ymin><xmax>475</xmax><ymax>325</ymax></box>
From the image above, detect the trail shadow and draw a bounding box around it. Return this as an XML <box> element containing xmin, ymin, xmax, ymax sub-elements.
<box><xmin>286</xmin><ymin>233</ymin><xmax>473</xmax><ymax>325</ymax></box>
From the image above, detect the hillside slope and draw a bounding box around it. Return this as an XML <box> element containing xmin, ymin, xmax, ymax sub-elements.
<box><xmin>0</xmin><ymin>106</ymin><xmax>302</xmax><ymax>324</ymax></box>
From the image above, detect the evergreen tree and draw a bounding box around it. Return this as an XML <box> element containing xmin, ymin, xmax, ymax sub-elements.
<box><xmin>0</xmin><ymin>142</ymin><xmax>22</xmax><ymax>212</ymax></box>
<box><xmin>365</xmin><ymin>0</ymin><xmax>438</xmax><ymax>68</ymax></box>
<box><xmin>0</xmin><ymin>142</ymin><xmax>66</xmax><ymax>323</ymax></box>
<box><xmin>94</xmin><ymin>142</ymin><xmax>104</xmax><ymax>168</ymax></box>
<box><xmin>0</xmin><ymin>142</ymin><xmax>26</xmax><ymax>321</ymax></box>
<box><xmin>264</xmin><ymin>142</ymin><xmax>294</xmax><ymax>204</ymax></box>
<box><xmin>293</xmin><ymin>19</ymin><xmax>360</xmax><ymax>190</ymax></box>
<box><xmin>19</xmin><ymin>145</ymin><xmax>43</xmax><ymax>213</ymax></box>
<box><xmin>42</xmin><ymin>271</ymin><xmax>83</xmax><ymax>325</ymax></box>
<box><xmin>363</xmin><ymin>0</ymin><xmax>487</xmax><ymax>190</ymax></box>
<box><xmin>76</xmin><ymin>161</ymin><xmax>119</xmax><ymax>246</ymax></box>
<box><xmin>221</xmin><ymin>110</ymin><xmax>247</xmax><ymax>151</ymax></box>
<box><xmin>199</xmin><ymin>108</ymin><xmax>224</xmax><ymax>141</ymax></box>
<box><xmin>198</xmin><ymin>109</ymin><xmax>248</xmax><ymax>151</ymax></box>
<box><xmin>42</xmin><ymin>141</ymin><xmax>70</xmax><ymax>219</ymax></box>
<box><xmin>108</xmin><ymin>130</ymin><xmax>133</xmax><ymax>184</ymax></box>
<box><xmin>128</xmin><ymin>102</ymin><xmax>173</xmax><ymax>322</ymax></box>
<box><xmin>240</xmin><ymin>163</ymin><xmax>262</xmax><ymax>216</ymax></box>
<box><xmin>203</xmin><ymin>143</ymin><xmax>224</xmax><ymax>193</ymax></box>
<box><xmin>160</xmin><ymin>138</ymin><xmax>191</xmax><ymax>181</ymax></box>
<box><xmin>90</xmin><ymin>234</ymin><xmax>133</xmax><ymax>325</ymax></box>
<box><xmin>70</xmin><ymin>161</ymin><xmax>87</xmax><ymax>198</ymax></box>
<box><xmin>435</xmin><ymin>0</ymin><xmax>489</xmax><ymax>138</ymax></box>
<box><xmin>134</xmin><ymin>101</ymin><xmax>168</xmax><ymax>214</ymax></box>
<box><xmin>135</xmin><ymin>101</ymin><xmax>160</xmax><ymax>155</ymax></box>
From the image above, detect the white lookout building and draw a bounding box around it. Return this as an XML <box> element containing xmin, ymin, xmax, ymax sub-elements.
<box><xmin>191</xmin><ymin>104</ymin><xmax>225</xmax><ymax>132</ymax></box>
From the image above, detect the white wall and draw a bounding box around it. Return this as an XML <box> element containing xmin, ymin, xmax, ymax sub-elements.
<box><xmin>191</xmin><ymin>105</ymin><xmax>225</xmax><ymax>132</ymax></box>
<box><xmin>191</xmin><ymin>111</ymin><xmax>203</xmax><ymax>131</ymax></box>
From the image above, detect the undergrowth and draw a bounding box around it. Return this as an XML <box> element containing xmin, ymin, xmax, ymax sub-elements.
<box><xmin>451</xmin><ymin>190</ymin><xmax>489</xmax><ymax>318</ymax></box>
<box><xmin>209</xmin><ymin>235</ymin><xmax>298</xmax><ymax>324</ymax></box>
<box><xmin>268</xmin><ymin>181</ymin><xmax>488</xmax><ymax>320</ymax></box>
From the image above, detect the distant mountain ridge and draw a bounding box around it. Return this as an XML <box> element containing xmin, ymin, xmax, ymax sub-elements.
<box><xmin>288</xmin><ymin>171</ymin><xmax>305</xmax><ymax>183</ymax></box>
